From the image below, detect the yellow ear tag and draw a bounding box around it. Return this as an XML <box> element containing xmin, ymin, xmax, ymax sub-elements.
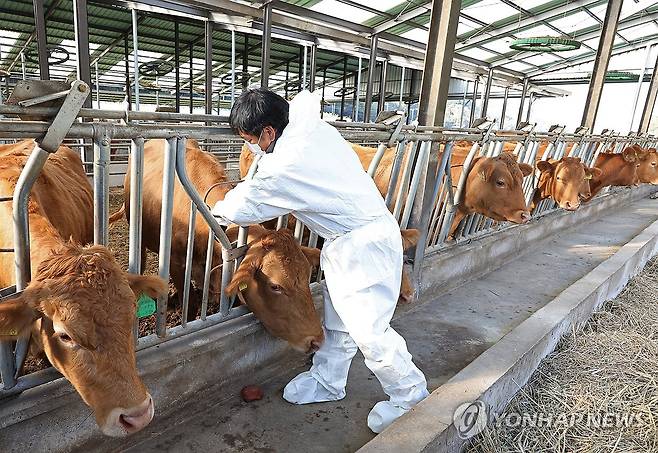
<box><xmin>585</xmin><ymin>174</ymin><xmax>593</xmax><ymax>180</ymax></box>
<box><xmin>478</xmin><ymin>171</ymin><xmax>486</xmax><ymax>181</ymax></box>
<box><xmin>238</xmin><ymin>282</ymin><xmax>248</xmax><ymax>292</ymax></box>
<box><xmin>0</xmin><ymin>328</ymin><xmax>18</xmax><ymax>336</ymax></box>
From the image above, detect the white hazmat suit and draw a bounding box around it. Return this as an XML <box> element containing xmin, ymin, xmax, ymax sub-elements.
<box><xmin>212</xmin><ymin>90</ymin><xmax>429</xmax><ymax>433</ymax></box>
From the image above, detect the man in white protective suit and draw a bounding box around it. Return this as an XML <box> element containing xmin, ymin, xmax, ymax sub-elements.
<box><xmin>211</xmin><ymin>88</ymin><xmax>429</xmax><ymax>433</ymax></box>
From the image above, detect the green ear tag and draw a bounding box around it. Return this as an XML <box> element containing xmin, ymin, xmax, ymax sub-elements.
<box><xmin>136</xmin><ymin>294</ymin><xmax>156</xmax><ymax>318</ymax></box>
<box><xmin>238</xmin><ymin>282</ymin><xmax>248</xmax><ymax>292</ymax></box>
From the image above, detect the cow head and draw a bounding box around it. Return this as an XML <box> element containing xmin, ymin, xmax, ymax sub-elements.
<box><xmin>399</xmin><ymin>229</ymin><xmax>420</xmax><ymax>304</ymax></box>
<box><xmin>466</xmin><ymin>153</ymin><xmax>533</xmax><ymax>224</ymax></box>
<box><xmin>225</xmin><ymin>229</ymin><xmax>324</xmax><ymax>353</ymax></box>
<box><xmin>637</xmin><ymin>148</ymin><xmax>658</xmax><ymax>185</ymax></box>
<box><xmin>0</xmin><ymin>243</ymin><xmax>168</xmax><ymax>437</ymax></box>
<box><xmin>621</xmin><ymin>145</ymin><xmax>648</xmax><ymax>185</ymax></box>
<box><xmin>537</xmin><ymin>157</ymin><xmax>602</xmax><ymax>211</ymax></box>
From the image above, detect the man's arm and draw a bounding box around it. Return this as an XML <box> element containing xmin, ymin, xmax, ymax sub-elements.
<box><xmin>212</xmin><ymin>176</ymin><xmax>291</xmax><ymax>226</ymax></box>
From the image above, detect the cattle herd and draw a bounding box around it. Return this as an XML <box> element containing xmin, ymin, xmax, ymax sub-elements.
<box><xmin>0</xmin><ymin>135</ymin><xmax>656</xmax><ymax>437</ymax></box>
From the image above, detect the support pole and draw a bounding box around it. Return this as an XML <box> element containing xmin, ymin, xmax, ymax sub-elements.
<box><xmin>581</xmin><ymin>0</ymin><xmax>623</xmax><ymax>130</ymax></box>
<box><xmin>174</xmin><ymin>19</ymin><xmax>180</xmax><ymax>112</ymax></box>
<box><xmin>640</xmin><ymin>50</ymin><xmax>658</xmax><ymax>133</ymax></box>
<box><xmin>242</xmin><ymin>34</ymin><xmax>249</xmax><ymax>89</ymax></box>
<box><xmin>340</xmin><ymin>55</ymin><xmax>347</xmax><ymax>120</ymax></box>
<box><xmin>516</xmin><ymin>77</ymin><xmax>529</xmax><ymax>127</ymax></box>
<box><xmin>231</xmin><ymin>30</ymin><xmax>236</xmax><ymax>106</ymax></box>
<box><xmin>481</xmin><ymin>67</ymin><xmax>493</xmax><ymax>118</ymax></box>
<box><xmin>131</xmin><ymin>9</ymin><xmax>140</xmax><ymax>110</ymax></box>
<box><xmin>630</xmin><ymin>45</ymin><xmax>653</xmax><ymax>131</ymax></box>
<box><xmin>417</xmin><ymin>0</ymin><xmax>460</xmax><ymax>126</ymax></box>
<box><xmin>469</xmin><ymin>77</ymin><xmax>479</xmax><ymax>126</ymax></box>
<box><xmin>260</xmin><ymin>2</ymin><xmax>273</xmax><ymax>88</ymax></box>
<box><xmin>205</xmin><ymin>20</ymin><xmax>213</xmax><ymax>114</ymax></box>
<box><xmin>33</xmin><ymin>0</ymin><xmax>49</xmax><ymax>80</ymax></box>
<box><xmin>309</xmin><ymin>44</ymin><xmax>317</xmax><ymax>91</ymax></box>
<box><xmin>364</xmin><ymin>34</ymin><xmax>378</xmax><ymax>123</ymax></box>
<box><xmin>412</xmin><ymin>0</ymin><xmax>461</xmax><ymax>299</ymax></box>
<box><xmin>302</xmin><ymin>45</ymin><xmax>308</xmax><ymax>90</ymax></box>
<box><xmin>459</xmin><ymin>80</ymin><xmax>468</xmax><ymax>127</ymax></box>
<box><xmin>189</xmin><ymin>42</ymin><xmax>193</xmax><ymax>113</ymax></box>
<box><xmin>500</xmin><ymin>86</ymin><xmax>509</xmax><ymax>129</ymax></box>
<box><xmin>377</xmin><ymin>59</ymin><xmax>388</xmax><ymax>116</ymax></box>
<box><xmin>354</xmin><ymin>56</ymin><xmax>362</xmax><ymax>120</ymax></box>
<box><xmin>407</xmin><ymin>69</ymin><xmax>415</xmax><ymax>123</ymax></box>
<box><xmin>73</xmin><ymin>0</ymin><xmax>92</xmax><ymax>108</ymax></box>
<box><xmin>124</xmin><ymin>37</ymin><xmax>131</xmax><ymax>109</ymax></box>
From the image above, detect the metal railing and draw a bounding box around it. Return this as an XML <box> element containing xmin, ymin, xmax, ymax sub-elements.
<box><xmin>0</xmin><ymin>86</ymin><xmax>655</xmax><ymax>396</ymax></box>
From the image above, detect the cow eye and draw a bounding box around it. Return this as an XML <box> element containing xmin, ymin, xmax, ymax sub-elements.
<box><xmin>57</xmin><ymin>332</ymin><xmax>76</xmax><ymax>347</ymax></box>
<box><xmin>652</xmin><ymin>162</ymin><xmax>657</xmax><ymax>167</ymax></box>
<box><xmin>496</xmin><ymin>180</ymin><xmax>505</xmax><ymax>187</ymax></box>
<box><xmin>270</xmin><ymin>284</ymin><xmax>283</xmax><ymax>293</ymax></box>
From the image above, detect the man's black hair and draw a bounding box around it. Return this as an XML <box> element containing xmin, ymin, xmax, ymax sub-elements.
<box><xmin>229</xmin><ymin>88</ymin><xmax>289</xmax><ymax>136</ymax></box>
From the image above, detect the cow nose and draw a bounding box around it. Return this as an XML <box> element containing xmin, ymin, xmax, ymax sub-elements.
<box><xmin>564</xmin><ymin>200</ymin><xmax>578</xmax><ymax>211</ymax></box>
<box><xmin>118</xmin><ymin>395</ymin><xmax>154</xmax><ymax>434</ymax></box>
<box><xmin>303</xmin><ymin>336</ymin><xmax>324</xmax><ymax>354</ymax></box>
<box><xmin>520</xmin><ymin>211</ymin><xmax>531</xmax><ymax>223</ymax></box>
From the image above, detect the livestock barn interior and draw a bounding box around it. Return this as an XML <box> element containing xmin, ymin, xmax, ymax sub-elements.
<box><xmin>0</xmin><ymin>1</ymin><xmax>658</xmax><ymax>452</ymax></box>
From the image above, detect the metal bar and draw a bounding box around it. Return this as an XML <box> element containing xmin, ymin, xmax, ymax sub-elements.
<box><xmin>354</xmin><ymin>57</ymin><xmax>362</xmax><ymax>121</ymax></box>
<box><xmin>189</xmin><ymin>42</ymin><xmax>194</xmax><ymax>113</ymax></box>
<box><xmin>640</xmin><ymin>49</ymin><xmax>658</xmax><ymax>133</ymax></box>
<box><xmin>384</xmin><ymin>143</ymin><xmax>406</xmax><ymax>209</ymax></box>
<box><xmin>124</xmin><ymin>38</ymin><xmax>131</xmax><ymax>109</ymax></box>
<box><xmin>132</xmin><ymin>9</ymin><xmax>140</xmax><ymax>110</ymax></box>
<box><xmin>302</xmin><ymin>45</ymin><xmax>308</xmax><ymax>90</ymax></box>
<box><xmin>417</xmin><ymin>0</ymin><xmax>461</xmax><ymax>127</ymax></box>
<box><xmin>459</xmin><ymin>80</ymin><xmax>468</xmax><ymax>128</ymax></box>
<box><xmin>516</xmin><ymin>78</ymin><xmax>529</xmax><ymax>128</ymax></box>
<box><xmin>93</xmin><ymin>129</ymin><xmax>111</xmax><ymax>246</ymax></box>
<box><xmin>260</xmin><ymin>2</ymin><xmax>273</xmax><ymax>88</ymax></box>
<box><xmin>525</xmin><ymin>93</ymin><xmax>534</xmax><ymax>123</ymax></box>
<box><xmin>33</xmin><ymin>0</ymin><xmax>49</xmax><ymax>80</ymax></box>
<box><xmin>581</xmin><ymin>0</ymin><xmax>623</xmax><ymax>129</ymax></box>
<box><xmin>393</xmin><ymin>141</ymin><xmax>416</xmax><ymax>221</ymax></box>
<box><xmin>205</xmin><ymin>20</ymin><xmax>213</xmax><ymax>115</ymax></box>
<box><xmin>469</xmin><ymin>78</ymin><xmax>479</xmax><ymax>126</ymax></box>
<box><xmin>481</xmin><ymin>68</ymin><xmax>493</xmax><ymax>118</ymax></box>
<box><xmin>175</xmin><ymin>19</ymin><xmax>181</xmax><ymax>113</ymax></box>
<box><xmin>364</xmin><ymin>34</ymin><xmax>378</xmax><ymax>123</ymax></box>
<box><xmin>309</xmin><ymin>44</ymin><xmax>317</xmax><ymax>92</ymax></box>
<box><xmin>340</xmin><ymin>55</ymin><xmax>347</xmax><ymax>120</ymax></box>
<box><xmin>94</xmin><ymin>62</ymin><xmax>100</xmax><ymax>109</ymax></box>
<box><xmin>20</xmin><ymin>52</ymin><xmax>26</xmax><ymax>80</ymax></box>
<box><xmin>377</xmin><ymin>60</ymin><xmax>388</xmax><ymax>115</ymax></box>
<box><xmin>630</xmin><ymin>45</ymin><xmax>653</xmax><ymax>131</ymax></box>
<box><xmin>128</xmin><ymin>138</ymin><xmax>144</xmax><ymax>275</ymax></box>
<box><xmin>500</xmin><ymin>87</ymin><xmax>509</xmax><ymax>129</ymax></box>
<box><xmin>367</xmin><ymin>143</ymin><xmax>388</xmax><ymax>177</ymax></box>
<box><xmin>156</xmin><ymin>137</ymin><xmax>178</xmax><ymax>337</ymax></box>
<box><xmin>73</xmin><ymin>0</ymin><xmax>92</xmax><ymax>109</ymax></box>
<box><xmin>181</xmin><ymin>201</ymin><xmax>196</xmax><ymax>327</ymax></box>
<box><xmin>399</xmin><ymin>66</ymin><xmax>405</xmax><ymax>110</ymax></box>
<box><xmin>401</xmin><ymin>141</ymin><xmax>430</xmax><ymax>229</ymax></box>
<box><xmin>230</xmin><ymin>30</ymin><xmax>236</xmax><ymax>107</ymax></box>
<box><xmin>201</xmin><ymin>228</ymin><xmax>213</xmax><ymax>320</ymax></box>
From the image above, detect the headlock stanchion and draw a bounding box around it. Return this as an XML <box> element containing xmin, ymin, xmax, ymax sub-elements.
<box><xmin>0</xmin><ymin>82</ymin><xmax>654</xmax><ymax>396</ymax></box>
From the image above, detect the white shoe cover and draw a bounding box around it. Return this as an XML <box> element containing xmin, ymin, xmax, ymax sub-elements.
<box><xmin>283</xmin><ymin>371</ymin><xmax>346</xmax><ymax>405</ymax></box>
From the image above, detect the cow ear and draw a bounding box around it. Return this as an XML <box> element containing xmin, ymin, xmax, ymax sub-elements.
<box><xmin>518</xmin><ymin>163</ymin><xmax>534</xmax><ymax>177</ymax></box>
<box><xmin>0</xmin><ymin>284</ymin><xmax>45</xmax><ymax>339</ymax></box>
<box><xmin>125</xmin><ymin>273</ymin><xmax>169</xmax><ymax>299</ymax></box>
<box><xmin>622</xmin><ymin>148</ymin><xmax>637</xmax><ymax>162</ymax></box>
<box><xmin>300</xmin><ymin>247</ymin><xmax>321</xmax><ymax>268</ymax></box>
<box><xmin>400</xmin><ymin>229</ymin><xmax>420</xmax><ymax>251</ymax></box>
<box><xmin>226</xmin><ymin>259</ymin><xmax>259</xmax><ymax>296</ymax></box>
<box><xmin>586</xmin><ymin>167</ymin><xmax>602</xmax><ymax>179</ymax></box>
<box><xmin>537</xmin><ymin>160</ymin><xmax>554</xmax><ymax>174</ymax></box>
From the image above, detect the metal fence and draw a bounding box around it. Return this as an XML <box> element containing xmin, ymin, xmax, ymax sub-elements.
<box><xmin>0</xmin><ymin>81</ymin><xmax>655</xmax><ymax>397</ymax></box>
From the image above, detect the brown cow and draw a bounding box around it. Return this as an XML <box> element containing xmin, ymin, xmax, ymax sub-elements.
<box><xmin>584</xmin><ymin>146</ymin><xmax>648</xmax><ymax>202</ymax></box>
<box><xmin>113</xmin><ymin>139</ymin><xmax>324</xmax><ymax>352</ymax></box>
<box><xmin>448</xmin><ymin>152</ymin><xmax>532</xmax><ymax>237</ymax></box>
<box><xmin>0</xmin><ymin>140</ymin><xmax>167</xmax><ymax>437</ymax></box>
<box><xmin>531</xmin><ymin>157</ymin><xmax>602</xmax><ymax>212</ymax></box>
<box><xmin>637</xmin><ymin>147</ymin><xmax>658</xmax><ymax>184</ymax></box>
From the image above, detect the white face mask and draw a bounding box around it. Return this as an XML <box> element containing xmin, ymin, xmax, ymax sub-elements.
<box><xmin>245</xmin><ymin>130</ymin><xmax>266</xmax><ymax>156</ymax></box>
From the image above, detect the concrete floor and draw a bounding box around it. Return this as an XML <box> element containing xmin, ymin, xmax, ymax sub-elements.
<box><xmin>108</xmin><ymin>197</ymin><xmax>658</xmax><ymax>453</ymax></box>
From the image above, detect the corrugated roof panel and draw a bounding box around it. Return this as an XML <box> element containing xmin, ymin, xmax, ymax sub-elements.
<box><xmin>461</xmin><ymin>0</ymin><xmax>522</xmax><ymax>23</ymax></box>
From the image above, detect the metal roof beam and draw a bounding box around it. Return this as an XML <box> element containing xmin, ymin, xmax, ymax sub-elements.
<box><xmin>372</xmin><ymin>1</ymin><xmax>432</xmax><ymax>34</ymax></box>
<box><xmin>528</xmin><ymin>36</ymin><xmax>658</xmax><ymax>77</ymax></box>
<box><xmin>457</xmin><ymin>0</ymin><xmax>600</xmax><ymax>50</ymax></box>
